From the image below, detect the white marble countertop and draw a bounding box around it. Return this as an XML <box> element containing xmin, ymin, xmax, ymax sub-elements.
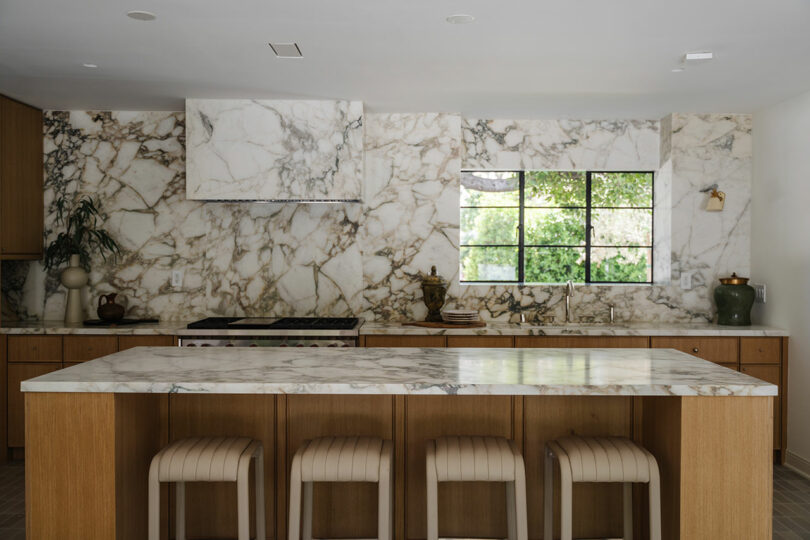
<box><xmin>21</xmin><ymin>346</ymin><xmax>777</xmax><ymax>397</ymax></box>
<box><xmin>0</xmin><ymin>320</ymin><xmax>789</xmax><ymax>337</ymax></box>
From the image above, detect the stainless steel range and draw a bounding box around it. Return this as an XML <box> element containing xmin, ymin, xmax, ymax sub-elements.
<box><xmin>178</xmin><ymin>317</ymin><xmax>361</xmax><ymax>348</ymax></box>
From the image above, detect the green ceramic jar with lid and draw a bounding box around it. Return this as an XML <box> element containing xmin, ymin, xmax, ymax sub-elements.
<box><xmin>714</xmin><ymin>272</ymin><xmax>755</xmax><ymax>326</ymax></box>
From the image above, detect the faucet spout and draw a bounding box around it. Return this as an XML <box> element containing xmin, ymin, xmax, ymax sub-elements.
<box><xmin>564</xmin><ymin>280</ymin><xmax>575</xmax><ymax>323</ymax></box>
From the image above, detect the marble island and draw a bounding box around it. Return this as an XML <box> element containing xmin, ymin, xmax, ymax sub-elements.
<box><xmin>23</xmin><ymin>346</ymin><xmax>774</xmax><ymax>539</ymax></box>
<box><xmin>21</xmin><ymin>346</ymin><xmax>777</xmax><ymax>396</ymax></box>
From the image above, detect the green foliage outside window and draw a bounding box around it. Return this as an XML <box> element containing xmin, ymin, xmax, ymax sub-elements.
<box><xmin>460</xmin><ymin>171</ymin><xmax>653</xmax><ymax>283</ymax></box>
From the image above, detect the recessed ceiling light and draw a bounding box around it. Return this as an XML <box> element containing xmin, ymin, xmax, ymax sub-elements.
<box><xmin>126</xmin><ymin>10</ymin><xmax>156</xmax><ymax>21</ymax></box>
<box><xmin>269</xmin><ymin>43</ymin><xmax>303</xmax><ymax>58</ymax></box>
<box><xmin>82</xmin><ymin>63</ymin><xmax>98</xmax><ymax>69</ymax></box>
<box><xmin>685</xmin><ymin>51</ymin><xmax>713</xmax><ymax>61</ymax></box>
<box><xmin>671</xmin><ymin>67</ymin><xmax>685</xmax><ymax>73</ymax></box>
<box><xmin>446</xmin><ymin>14</ymin><xmax>475</xmax><ymax>24</ymax></box>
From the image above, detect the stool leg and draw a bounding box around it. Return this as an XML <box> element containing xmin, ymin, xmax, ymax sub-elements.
<box><xmin>302</xmin><ymin>482</ymin><xmax>314</xmax><ymax>540</ymax></box>
<box><xmin>426</xmin><ymin>441</ymin><xmax>439</xmax><ymax>540</ymax></box>
<box><xmin>288</xmin><ymin>452</ymin><xmax>303</xmax><ymax>540</ymax></box>
<box><xmin>255</xmin><ymin>447</ymin><xmax>266</xmax><ymax>540</ymax></box>
<box><xmin>148</xmin><ymin>460</ymin><xmax>160</xmax><ymax>540</ymax></box>
<box><xmin>506</xmin><ymin>481</ymin><xmax>517</xmax><ymax>540</ymax></box>
<box><xmin>378</xmin><ymin>441</ymin><xmax>393</xmax><ymax>540</ymax></box>
<box><xmin>176</xmin><ymin>482</ymin><xmax>186</xmax><ymax>540</ymax></box>
<box><xmin>623</xmin><ymin>483</ymin><xmax>633</xmax><ymax>540</ymax></box>
<box><xmin>238</xmin><ymin>465</ymin><xmax>250</xmax><ymax>540</ymax></box>
<box><xmin>648</xmin><ymin>458</ymin><xmax>662</xmax><ymax>540</ymax></box>
<box><xmin>543</xmin><ymin>447</ymin><xmax>553</xmax><ymax>540</ymax></box>
<box><xmin>514</xmin><ymin>454</ymin><xmax>528</xmax><ymax>540</ymax></box>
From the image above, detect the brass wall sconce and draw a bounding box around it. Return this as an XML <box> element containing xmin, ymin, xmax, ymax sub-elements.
<box><xmin>700</xmin><ymin>184</ymin><xmax>725</xmax><ymax>212</ymax></box>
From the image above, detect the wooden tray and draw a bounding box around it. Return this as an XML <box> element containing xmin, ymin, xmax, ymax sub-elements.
<box><xmin>402</xmin><ymin>321</ymin><xmax>486</xmax><ymax>329</ymax></box>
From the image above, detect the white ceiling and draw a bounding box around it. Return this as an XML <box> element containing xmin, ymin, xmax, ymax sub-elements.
<box><xmin>2</xmin><ymin>0</ymin><xmax>810</xmax><ymax>118</ymax></box>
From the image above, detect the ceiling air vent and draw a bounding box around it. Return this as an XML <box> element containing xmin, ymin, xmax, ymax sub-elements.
<box><xmin>269</xmin><ymin>43</ymin><xmax>303</xmax><ymax>58</ymax></box>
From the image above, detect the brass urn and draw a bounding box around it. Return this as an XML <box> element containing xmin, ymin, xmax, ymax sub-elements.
<box><xmin>421</xmin><ymin>265</ymin><xmax>447</xmax><ymax>322</ymax></box>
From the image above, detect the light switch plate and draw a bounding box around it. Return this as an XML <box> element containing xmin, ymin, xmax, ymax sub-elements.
<box><xmin>171</xmin><ymin>270</ymin><xmax>184</xmax><ymax>289</ymax></box>
<box><xmin>680</xmin><ymin>271</ymin><xmax>692</xmax><ymax>290</ymax></box>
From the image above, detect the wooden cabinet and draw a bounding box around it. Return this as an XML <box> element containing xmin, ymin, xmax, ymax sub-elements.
<box><xmin>741</xmin><ymin>337</ymin><xmax>781</xmax><ymax>364</ymax></box>
<box><xmin>515</xmin><ymin>336</ymin><xmax>649</xmax><ymax>348</ymax></box>
<box><xmin>118</xmin><ymin>335</ymin><xmax>174</xmax><ymax>350</ymax></box>
<box><xmin>740</xmin><ymin>365</ymin><xmax>781</xmax><ymax>449</ymax></box>
<box><xmin>650</xmin><ymin>336</ymin><xmax>738</xmax><ymax>365</ymax></box>
<box><xmin>446</xmin><ymin>335</ymin><xmax>513</xmax><ymax>348</ymax></box>
<box><xmin>7</xmin><ymin>335</ymin><xmax>62</xmax><ymax>363</ymax></box>
<box><xmin>364</xmin><ymin>335</ymin><xmax>446</xmax><ymax>348</ymax></box>
<box><xmin>0</xmin><ymin>95</ymin><xmax>43</xmax><ymax>259</ymax></box>
<box><xmin>7</xmin><ymin>363</ymin><xmax>61</xmax><ymax>446</ymax></box>
<box><xmin>63</xmin><ymin>335</ymin><xmax>118</xmax><ymax>363</ymax></box>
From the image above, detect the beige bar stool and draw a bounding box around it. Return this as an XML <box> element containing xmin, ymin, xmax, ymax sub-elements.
<box><xmin>544</xmin><ymin>435</ymin><xmax>661</xmax><ymax>540</ymax></box>
<box><xmin>288</xmin><ymin>436</ymin><xmax>393</xmax><ymax>540</ymax></box>
<box><xmin>148</xmin><ymin>436</ymin><xmax>265</xmax><ymax>540</ymax></box>
<box><xmin>426</xmin><ymin>436</ymin><xmax>528</xmax><ymax>540</ymax></box>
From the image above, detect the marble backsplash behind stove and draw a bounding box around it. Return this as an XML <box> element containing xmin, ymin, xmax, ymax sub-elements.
<box><xmin>1</xmin><ymin>110</ymin><xmax>751</xmax><ymax>323</ymax></box>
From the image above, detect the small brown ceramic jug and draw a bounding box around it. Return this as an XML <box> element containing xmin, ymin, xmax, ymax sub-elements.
<box><xmin>97</xmin><ymin>293</ymin><xmax>125</xmax><ymax>322</ymax></box>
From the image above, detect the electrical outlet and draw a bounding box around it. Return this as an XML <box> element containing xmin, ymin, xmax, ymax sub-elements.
<box><xmin>753</xmin><ymin>283</ymin><xmax>766</xmax><ymax>304</ymax></box>
<box><xmin>680</xmin><ymin>271</ymin><xmax>692</xmax><ymax>290</ymax></box>
<box><xmin>171</xmin><ymin>270</ymin><xmax>184</xmax><ymax>289</ymax></box>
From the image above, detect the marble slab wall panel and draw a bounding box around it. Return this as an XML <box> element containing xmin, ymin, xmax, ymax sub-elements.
<box><xmin>186</xmin><ymin>99</ymin><xmax>364</xmax><ymax>201</ymax></box>
<box><xmin>4</xmin><ymin>111</ymin><xmax>363</xmax><ymax>321</ymax></box>
<box><xmin>668</xmin><ymin>113</ymin><xmax>752</xmax><ymax>300</ymax></box>
<box><xmin>359</xmin><ymin>113</ymin><xmax>462</xmax><ymax>321</ymax></box>
<box><xmin>462</xmin><ymin>118</ymin><xmax>661</xmax><ymax>171</ymax></box>
<box><xmin>1</xmin><ymin>110</ymin><xmax>751</xmax><ymax>324</ymax></box>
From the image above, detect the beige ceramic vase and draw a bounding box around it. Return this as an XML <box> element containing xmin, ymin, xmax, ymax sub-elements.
<box><xmin>61</xmin><ymin>254</ymin><xmax>88</xmax><ymax>324</ymax></box>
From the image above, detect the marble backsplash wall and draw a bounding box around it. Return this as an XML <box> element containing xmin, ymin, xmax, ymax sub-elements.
<box><xmin>1</xmin><ymin>110</ymin><xmax>751</xmax><ymax>323</ymax></box>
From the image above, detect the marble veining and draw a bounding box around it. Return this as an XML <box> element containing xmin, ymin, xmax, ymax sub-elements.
<box><xmin>21</xmin><ymin>347</ymin><xmax>778</xmax><ymax>396</ymax></box>
<box><xmin>186</xmin><ymin>100</ymin><xmax>364</xmax><ymax>201</ymax></box>
<box><xmin>1</xmin><ymin>110</ymin><xmax>752</xmax><ymax>326</ymax></box>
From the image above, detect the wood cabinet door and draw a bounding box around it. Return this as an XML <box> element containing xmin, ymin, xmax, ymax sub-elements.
<box><xmin>650</xmin><ymin>337</ymin><xmax>739</xmax><ymax>365</ymax></box>
<box><xmin>740</xmin><ymin>337</ymin><xmax>781</xmax><ymax>364</ymax></box>
<box><xmin>7</xmin><ymin>335</ymin><xmax>63</xmax><ymax>363</ymax></box>
<box><xmin>0</xmin><ymin>95</ymin><xmax>43</xmax><ymax>259</ymax></box>
<box><xmin>446</xmin><ymin>336</ymin><xmax>514</xmax><ymax>348</ymax></box>
<box><xmin>63</xmin><ymin>336</ymin><xmax>118</xmax><ymax>363</ymax></box>
<box><xmin>740</xmin><ymin>364</ymin><xmax>781</xmax><ymax>449</ymax></box>
<box><xmin>118</xmin><ymin>335</ymin><xmax>175</xmax><ymax>351</ymax></box>
<box><xmin>7</xmin><ymin>362</ymin><xmax>62</xmax><ymax>446</ymax></box>
<box><xmin>364</xmin><ymin>335</ymin><xmax>446</xmax><ymax>348</ymax></box>
<box><xmin>515</xmin><ymin>336</ymin><xmax>649</xmax><ymax>348</ymax></box>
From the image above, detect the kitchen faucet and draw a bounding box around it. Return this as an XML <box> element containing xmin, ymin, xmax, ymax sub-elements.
<box><xmin>565</xmin><ymin>280</ymin><xmax>575</xmax><ymax>323</ymax></box>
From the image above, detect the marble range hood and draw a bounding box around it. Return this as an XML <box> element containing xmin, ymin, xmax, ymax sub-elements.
<box><xmin>185</xmin><ymin>99</ymin><xmax>364</xmax><ymax>202</ymax></box>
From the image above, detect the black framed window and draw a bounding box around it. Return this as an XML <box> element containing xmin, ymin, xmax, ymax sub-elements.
<box><xmin>460</xmin><ymin>170</ymin><xmax>654</xmax><ymax>284</ymax></box>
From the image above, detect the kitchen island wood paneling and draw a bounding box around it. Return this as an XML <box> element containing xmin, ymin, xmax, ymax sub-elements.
<box><xmin>22</xmin><ymin>347</ymin><xmax>775</xmax><ymax>540</ymax></box>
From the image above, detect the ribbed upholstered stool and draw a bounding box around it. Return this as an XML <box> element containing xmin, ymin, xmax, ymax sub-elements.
<box><xmin>426</xmin><ymin>436</ymin><xmax>528</xmax><ymax>540</ymax></box>
<box><xmin>148</xmin><ymin>437</ymin><xmax>265</xmax><ymax>540</ymax></box>
<box><xmin>288</xmin><ymin>436</ymin><xmax>393</xmax><ymax>540</ymax></box>
<box><xmin>544</xmin><ymin>435</ymin><xmax>661</xmax><ymax>540</ymax></box>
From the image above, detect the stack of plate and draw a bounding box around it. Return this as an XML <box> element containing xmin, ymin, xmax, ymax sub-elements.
<box><xmin>441</xmin><ymin>310</ymin><xmax>480</xmax><ymax>324</ymax></box>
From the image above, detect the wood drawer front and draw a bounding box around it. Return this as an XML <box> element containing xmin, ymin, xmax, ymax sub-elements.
<box><xmin>650</xmin><ymin>337</ymin><xmax>738</xmax><ymax>364</ymax></box>
<box><xmin>7</xmin><ymin>363</ymin><xmax>62</xmax><ymax>447</ymax></box>
<box><xmin>7</xmin><ymin>336</ymin><xmax>63</xmax><ymax>363</ymax></box>
<box><xmin>740</xmin><ymin>338</ymin><xmax>781</xmax><ymax>365</ymax></box>
<box><xmin>515</xmin><ymin>336</ymin><xmax>649</xmax><ymax>348</ymax></box>
<box><xmin>63</xmin><ymin>336</ymin><xmax>118</xmax><ymax>363</ymax></box>
<box><xmin>740</xmin><ymin>364</ymin><xmax>781</xmax><ymax>449</ymax></box>
<box><xmin>118</xmin><ymin>335</ymin><xmax>175</xmax><ymax>351</ymax></box>
<box><xmin>446</xmin><ymin>336</ymin><xmax>514</xmax><ymax>348</ymax></box>
<box><xmin>364</xmin><ymin>335</ymin><xmax>446</xmax><ymax>348</ymax></box>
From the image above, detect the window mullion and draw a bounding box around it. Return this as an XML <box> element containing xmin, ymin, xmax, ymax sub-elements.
<box><xmin>518</xmin><ymin>171</ymin><xmax>525</xmax><ymax>283</ymax></box>
<box><xmin>585</xmin><ymin>172</ymin><xmax>592</xmax><ymax>283</ymax></box>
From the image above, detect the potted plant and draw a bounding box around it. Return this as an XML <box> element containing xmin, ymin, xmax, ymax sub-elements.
<box><xmin>43</xmin><ymin>196</ymin><xmax>120</xmax><ymax>323</ymax></box>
